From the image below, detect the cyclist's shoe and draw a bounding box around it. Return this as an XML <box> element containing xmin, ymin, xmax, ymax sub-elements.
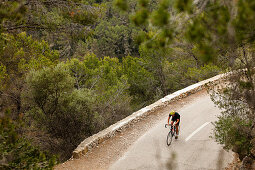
<box><xmin>175</xmin><ymin>135</ymin><xmax>178</xmax><ymax>139</ymax></box>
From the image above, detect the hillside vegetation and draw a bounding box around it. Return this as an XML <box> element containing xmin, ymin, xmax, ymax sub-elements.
<box><xmin>1</xmin><ymin>0</ymin><xmax>254</xmax><ymax>169</ymax></box>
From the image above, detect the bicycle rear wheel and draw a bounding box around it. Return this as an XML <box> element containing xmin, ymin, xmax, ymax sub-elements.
<box><xmin>166</xmin><ymin>131</ymin><xmax>173</xmax><ymax>146</ymax></box>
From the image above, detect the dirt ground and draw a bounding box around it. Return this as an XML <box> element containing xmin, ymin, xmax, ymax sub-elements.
<box><xmin>225</xmin><ymin>153</ymin><xmax>241</xmax><ymax>170</ymax></box>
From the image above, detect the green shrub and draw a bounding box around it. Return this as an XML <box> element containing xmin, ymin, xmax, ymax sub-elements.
<box><xmin>24</xmin><ymin>63</ymin><xmax>95</xmax><ymax>160</ymax></box>
<box><xmin>213</xmin><ymin>115</ymin><xmax>252</xmax><ymax>160</ymax></box>
<box><xmin>187</xmin><ymin>64</ymin><xmax>222</xmax><ymax>82</ymax></box>
<box><xmin>0</xmin><ymin>111</ymin><xmax>57</xmax><ymax>169</ymax></box>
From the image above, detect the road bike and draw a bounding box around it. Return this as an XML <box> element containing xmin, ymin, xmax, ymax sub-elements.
<box><xmin>165</xmin><ymin>124</ymin><xmax>179</xmax><ymax>146</ymax></box>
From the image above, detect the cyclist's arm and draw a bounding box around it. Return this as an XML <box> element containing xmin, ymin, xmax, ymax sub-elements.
<box><xmin>167</xmin><ymin>116</ymin><xmax>170</xmax><ymax>125</ymax></box>
<box><xmin>176</xmin><ymin>119</ymin><xmax>180</xmax><ymax>124</ymax></box>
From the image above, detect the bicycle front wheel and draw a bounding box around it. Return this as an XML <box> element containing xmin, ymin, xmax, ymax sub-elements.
<box><xmin>166</xmin><ymin>131</ymin><xmax>173</xmax><ymax>146</ymax></box>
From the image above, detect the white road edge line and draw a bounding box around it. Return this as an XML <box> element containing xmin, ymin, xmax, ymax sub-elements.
<box><xmin>185</xmin><ymin>122</ymin><xmax>210</xmax><ymax>142</ymax></box>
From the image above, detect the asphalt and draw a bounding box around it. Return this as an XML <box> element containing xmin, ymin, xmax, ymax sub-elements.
<box><xmin>109</xmin><ymin>93</ymin><xmax>233</xmax><ymax>170</ymax></box>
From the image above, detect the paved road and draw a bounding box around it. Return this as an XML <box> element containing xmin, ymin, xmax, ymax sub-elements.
<box><xmin>109</xmin><ymin>94</ymin><xmax>233</xmax><ymax>170</ymax></box>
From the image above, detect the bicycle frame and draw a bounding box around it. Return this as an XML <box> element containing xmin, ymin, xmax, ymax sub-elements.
<box><xmin>165</xmin><ymin>124</ymin><xmax>177</xmax><ymax>146</ymax></box>
<box><xmin>165</xmin><ymin>124</ymin><xmax>176</xmax><ymax>136</ymax></box>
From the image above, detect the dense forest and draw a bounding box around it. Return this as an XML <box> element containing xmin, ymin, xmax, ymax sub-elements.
<box><xmin>1</xmin><ymin>0</ymin><xmax>255</xmax><ymax>169</ymax></box>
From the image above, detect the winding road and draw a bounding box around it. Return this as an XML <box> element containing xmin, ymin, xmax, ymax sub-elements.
<box><xmin>55</xmin><ymin>90</ymin><xmax>233</xmax><ymax>170</ymax></box>
<box><xmin>109</xmin><ymin>92</ymin><xmax>233</xmax><ymax>170</ymax></box>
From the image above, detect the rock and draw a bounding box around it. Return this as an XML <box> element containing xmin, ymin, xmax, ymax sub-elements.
<box><xmin>250</xmin><ymin>138</ymin><xmax>255</xmax><ymax>146</ymax></box>
<box><xmin>250</xmin><ymin>138</ymin><xmax>255</xmax><ymax>157</ymax></box>
<box><xmin>251</xmin><ymin>148</ymin><xmax>255</xmax><ymax>158</ymax></box>
<box><xmin>240</xmin><ymin>156</ymin><xmax>254</xmax><ymax>170</ymax></box>
<box><xmin>251</xmin><ymin>127</ymin><xmax>255</xmax><ymax>138</ymax></box>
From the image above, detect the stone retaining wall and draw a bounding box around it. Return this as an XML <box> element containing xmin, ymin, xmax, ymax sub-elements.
<box><xmin>72</xmin><ymin>73</ymin><xmax>228</xmax><ymax>159</ymax></box>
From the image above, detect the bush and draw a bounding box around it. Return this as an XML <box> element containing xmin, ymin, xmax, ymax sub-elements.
<box><xmin>66</xmin><ymin>55</ymin><xmax>132</xmax><ymax>129</ymax></box>
<box><xmin>213</xmin><ymin>115</ymin><xmax>252</xmax><ymax>160</ymax></box>
<box><xmin>210</xmin><ymin>76</ymin><xmax>254</xmax><ymax>160</ymax></box>
<box><xmin>24</xmin><ymin>63</ymin><xmax>95</xmax><ymax>160</ymax></box>
<box><xmin>187</xmin><ymin>64</ymin><xmax>222</xmax><ymax>82</ymax></box>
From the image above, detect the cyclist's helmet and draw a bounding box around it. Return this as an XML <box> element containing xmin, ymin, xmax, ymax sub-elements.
<box><xmin>170</xmin><ymin>111</ymin><xmax>175</xmax><ymax>116</ymax></box>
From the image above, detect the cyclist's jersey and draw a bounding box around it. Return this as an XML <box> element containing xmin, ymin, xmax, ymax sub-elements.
<box><xmin>169</xmin><ymin>112</ymin><xmax>180</xmax><ymax>122</ymax></box>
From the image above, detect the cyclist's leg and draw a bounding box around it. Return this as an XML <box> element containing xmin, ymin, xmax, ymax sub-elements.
<box><xmin>174</xmin><ymin>122</ymin><xmax>178</xmax><ymax>139</ymax></box>
<box><xmin>176</xmin><ymin>121</ymin><xmax>180</xmax><ymax>135</ymax></box>
<box><xmin>170</xmin><ymin>120</ymin><xmax>174</xmax><ymax>126</ymax></box>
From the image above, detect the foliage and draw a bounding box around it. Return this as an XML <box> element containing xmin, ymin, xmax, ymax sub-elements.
<box><xmin>116</xmin><ymin>0</ymin><xmax>174</xmax><ymax>48</ymax></box>
<box><xmin>139</xmin><ymin>44</ymin><xmax>169</xmax><ymax>96</ymax></box>
<box><xmin>0</xmin><ymin>32</ymin><xmax>58</xmax><ymax>74</ymax></box>
<box><xmin>24</xmin><ymin>54</ymin><xmax>155</xmax><ymax>159</ymax></box>
<box><xmin>85</xmin><ymin>0</ymin><xmax>141</xmax><ymax>59</ymax></box>
<box><xmin>139</xmin><ymin>41</ymin><xmax>222</xmax><ymax>101</ymax></box>
<box><xmin>0</xmin><ymin>0</ymin><xmax>26</xmax><ymax>33</ymax></box>
<box><xmin>0</xmin><ymin>111</ymin><xmax>57</xmax><ymax>169</ymax></box>
<box><xmin>65</xmin><ymin>54</ymin><xmax>132</xmax><ymax>128</ymax></box>
<box><xmin>187</xmin><ymin>64</ymin><xmax>222</xmax><ymax>82</ymax></box>
<box><xmin>209</xmin><ymin>75</ymin><xmax>255</xmax><ymax>160</ymax></box>
<box><xmin>88</xmin><ymin>20</ymin><xmax>139</xmax><ymax>59</ymax></box>
<box><xmin>213</xmin><ymin>115</ymin><xmax>252</xmax><ymax>160</ymax></box>
<box><xmin>0</xmin><ymin>32</ymin><xmax>59</xmax><ymax>115</ymax></box>
<box><xmin>164</xmin><ymin>58</ymin><xmax>196</xmax><ymax>91</ymax></box>
<box><xmin>122</xmin><ymin>56</ymin><xmax>155</xmax><ymax>109</ymax></box>
<box><xmin>234</xmin><ymin>0</ymin><xmax>255</xmax><ymax>42</ymax></box>
<box><xmin>114</xmin><ymin>0</ymin><xmax>128</xmax><ymax>11</ymax></box>
<box><xmin>1</xmin><ymin>0</ymin><xmax>102</xmax><ymax>58</ymax></box>
<box><xmin>24</xmin><ymin>63</ymin><xmax>94</xmax><ymax>160</ymax></box>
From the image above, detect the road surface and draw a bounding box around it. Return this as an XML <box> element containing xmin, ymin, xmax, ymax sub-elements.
<box><xmin>55</xmin><ymin>90</ymin><xmax>233</xmax><ymax>170</ymax></box>
<box><xmin>109</xmin><ymin>92</ymin><xmax>233</xmax><ymax>170</ymax></box>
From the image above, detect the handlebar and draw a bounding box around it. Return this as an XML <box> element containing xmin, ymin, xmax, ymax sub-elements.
<box><xmin>165</xmin><ymin>124</ymin><xmax>173</xmax><ymax>128</ymax></box>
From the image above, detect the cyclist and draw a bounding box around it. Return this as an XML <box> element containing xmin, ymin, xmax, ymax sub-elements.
<box><xmin>168</xmin><ymin>110</ymin><xmax>180</xmax><ymax>139</ymax></box>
